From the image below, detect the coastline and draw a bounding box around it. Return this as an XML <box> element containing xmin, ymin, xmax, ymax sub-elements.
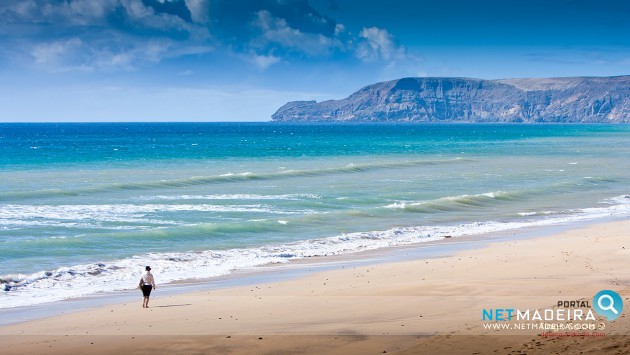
<box><xmin>1</xmin><ymin>218</ymin><xmax>628</xmax><ymax>354</ymax></box>
<box><xmin>0</xmin><ymin>215</ymin><xmax>621</xmax><ymax>327</ymax></box>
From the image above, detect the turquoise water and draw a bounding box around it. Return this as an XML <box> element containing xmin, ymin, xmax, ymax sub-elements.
<box><xmin>1</xmin><ymin>123</ymin><xmax>629</xmax><ymax>308</ymax></box>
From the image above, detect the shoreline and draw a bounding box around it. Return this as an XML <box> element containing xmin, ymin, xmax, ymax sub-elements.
<box><xmin>0</xmin><ymin>215</ymin><xmax>624</xmax><ymax>327</ymax></box>
<box><xmin>1</xmin><ymin>218</ymin><xmax>629</xmax><ymax>353</ymax></box>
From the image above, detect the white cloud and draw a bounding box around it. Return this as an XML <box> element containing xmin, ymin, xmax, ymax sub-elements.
<box><xmin>334</xmin><ymin>24</ymin><xmax>345</xmax><ymax>36</ymax></box>
<box><xmin>249</xmin><ymin>52</ymin><xmax>282</xmax><ymax>69</ymax></box>
<box><xmin>353</xmin><ymin>26</ymin><xmax>425</xmax><ymax>81</ymax></box>
<box><xmin>185</xmin><ymin>0</ymin><xmax>210</xmax><ymax>24</ymax></box>
<box><xmin>28</xmin><ymin>36</ymin><xmax>212</xmax><ymax>72</ymax></box>
<box><xmin>31</xmin><ymin>38</ymin><xmax>83</xmax><ymax>65</ymax></box>
<box><xmin>252</xmin><ymin>10</ymin><xmax>341</xmax><ymax>57</ymax></box>
<box><xmin>91</xmin><ymin>40</ymin><xmax>212</xmax><ymax>70</ymax></box>
<box><xmin>3</xmin><ymin>0</ymin><xmax>208</xmax><ymax>39</ymax></box>
<box><xmin>63</xmin><ymin>0</ymin><xmax>114</xmax><ymax>24</ymax></box>
<box><xmin>356</xmin><ymin>27</ymin><xmax>401</xmax><ymax>62</ymax></box>
<box><xmin>32</xmin><ymin>0</ymin><xmax>118</xmax><ymax>26</ymax></box>
<box><xmin>120</xmin><ymin>0</ymin><xmax>204</xmax><ymax>36</ymax></box>
<box><xmin>3</xmin><ymin>0</ymin><xmax>422</xmax><ymax>77</ymax></box>
<box><xmin>1</xmin><ymin>0</ymin><xmax>215</xmax><ymax>72</ymax></box>
<box><xmin>102</xmin><ymin>52</ymin><xmax>134</xmax><ymax>69</ymax></box>
<box><xmin>6</xmin><ymin>0</ymin><xmax>38</xmax><ymax>18</ymax></box>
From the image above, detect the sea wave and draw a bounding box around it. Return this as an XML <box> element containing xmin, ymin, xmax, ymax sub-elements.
<box><xmin>384</xmin><ymin>191</ymin><xmax>521</xmax><ymax>212</ymax></box>
<box><xmin>0</xmin><ymin>158</ymin><xmax>472</xmax><ymax>201</ymax></box>
<box><xmin>383</xmin><ymin>177</ymin><xmax>620</xmax><ymax>214</ymax></box>
<box><xmin>139</xmin><ymin>193</ymin><xmax>322</xmax><ymax>201</ymax></box>
<box><xmin>0</xmin><ymin>203</ymin><xmax>317</xmax><ymax>227</ymax></box>
<box><xmin>1</xmin><ymin>194</ymin><xmax>628</xmax><ymax>309</ymax></box>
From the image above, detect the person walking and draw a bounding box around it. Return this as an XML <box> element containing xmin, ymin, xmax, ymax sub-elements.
<box><xmin>139</xmin><ymin>266</ymin><xmax>156</xmax><ymax>308</ymax></box>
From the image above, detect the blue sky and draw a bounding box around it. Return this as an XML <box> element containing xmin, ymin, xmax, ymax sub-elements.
<box><xmin>0</xmin><ymin>0</ymin><xmax>628</xmax><ymax>122</ymax></box>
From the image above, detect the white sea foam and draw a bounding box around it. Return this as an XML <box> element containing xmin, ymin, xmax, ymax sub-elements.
<box><xmin>384</xmin><ymin>191</ymin><xmax>506</xmax><ymax>210</ymax></box>
<box><xmin>220</xmin><ymin>172</ymin><xmax>252</xmax><ymax>177</ymax></box>
<box><xmin>1</xmin><ymin>195</ymin><xmax>628</xmax><ymax>309</ymax></box>
<box><xmin>517</xmin><ymin>212</ymin><xmax>537</xmax><ymax>216</ymax></box>
<box><xmin>0</xmin><ymin>203</ymin><xmax>317</xmax><ymax>227</ymax></box>
<box><xmin>140</xmin><ymin>194</ymin><xmax>322</xmax><ymax>201</ymax></box>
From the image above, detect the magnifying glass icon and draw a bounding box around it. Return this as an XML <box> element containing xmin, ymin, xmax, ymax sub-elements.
<box><xmin>598</xmin><ymin>294</ymin><xmax>618</xmax><ymax>314</ymax></box>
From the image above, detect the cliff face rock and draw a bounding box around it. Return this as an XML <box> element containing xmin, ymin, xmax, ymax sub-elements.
<box><xmin>271</xmin><ymin>76</ymin><xmax>630</xmax><ymax>123</ymax></box>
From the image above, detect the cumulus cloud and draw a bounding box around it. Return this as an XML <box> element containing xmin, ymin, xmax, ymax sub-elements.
<box><xmin>252</xmin><ymin>10</ymin><xmax>341</xmax><ymax>57</ymax></box>
<box><xmin>0</xmin><ymin>0</ymin><xmax>417</xmax><ymax>73</ymax></box>
<box><xmin>248</xmin><ymin>52</ymin><xmax>282</xmax><ymax>69</ymax></box>
<box><xmin>184</xmin><ymin>0</ymin><xmax>210</xmax><ymax>24</ymax></box>
<box><xmin>0</xmin><ymin>0</ymin><xmax>214</xmax><ymax>71</ymax></box>
<box><xmin>31</xmin><ymin>38</ymin><xmax>83</xmax><ymax>65</ymax></box>
<box><xmin>254</xmin><ymin>0</ymin><xmax>337</xmax><ymax>37</ymax></box>
<box><xmin>26</xmin><ymin>34</ymin><xmax>212</xmax><ymax>72</ymax></box>
<box><xmin>356</xmin><ymin>27</ymin><xmax>401</xmax><ymax>62</ymax></box>
<box><xmin>334</xmin><ymin>24</ymin><xmax>345</xmax><ymax>36</ymax></box>
<box><xmin>1</xmin><ymin>0</ymin><xmax>117</xmax><ymax>27</ymax></box>
<box><xmin>111</xmin><ymin>0</ymin><xmax>209</xmax><ymax>40</ymax></box>
<box><xmin>353</xmin><ymin>26</ymin><xmax>424</xmax><ymax>80</ymax></box>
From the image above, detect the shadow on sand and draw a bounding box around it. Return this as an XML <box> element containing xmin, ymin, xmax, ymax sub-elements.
<box><xmin>154</xmin><ymin>304</ymin><xmax>193</xmax><ymax>308</ymax></box>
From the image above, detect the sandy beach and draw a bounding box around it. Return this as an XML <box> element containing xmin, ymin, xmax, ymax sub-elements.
<box><xmin>1</xmin><ymin>219</ymin><xmax>629</xmax><ymax>354</ymax></box>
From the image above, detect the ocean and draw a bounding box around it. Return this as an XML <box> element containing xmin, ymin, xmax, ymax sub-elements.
<box><xmin>1</xmin><ymin>123</ymin><xmax>629</xmax><ymax>309</ymax></box>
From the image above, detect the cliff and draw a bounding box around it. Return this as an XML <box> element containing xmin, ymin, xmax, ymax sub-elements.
<box><xmin>271</xmin><ymin>76</ymin><xmax>630</xmax><ymax>123</ymax></box>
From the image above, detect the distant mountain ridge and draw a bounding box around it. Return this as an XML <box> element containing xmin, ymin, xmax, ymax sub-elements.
<box><xmin>271</xmin><ymin>76</ymin><xmax>630</xmax><ymax>123</ymax></box>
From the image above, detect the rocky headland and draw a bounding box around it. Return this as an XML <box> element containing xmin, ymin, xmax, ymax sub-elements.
<box><xmin>272</xmin><ymin>76</ymin><xmax>629</xmax><ymax>123</ymax></box>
